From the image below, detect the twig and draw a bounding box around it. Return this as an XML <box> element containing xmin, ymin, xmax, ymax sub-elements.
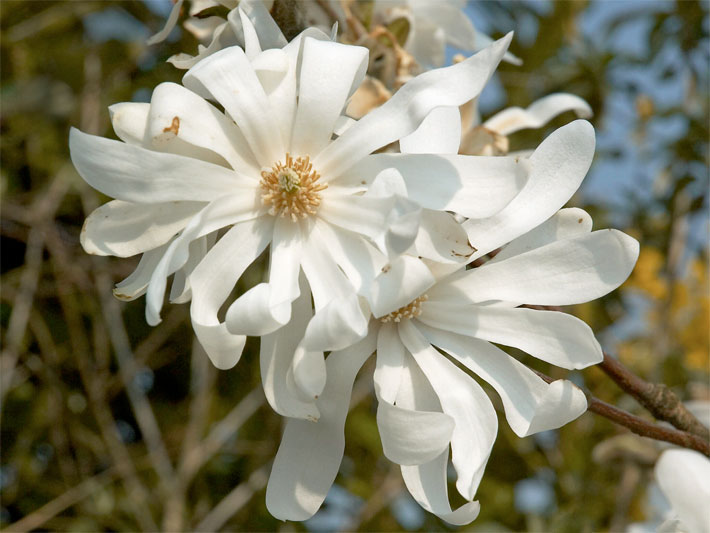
<box><xmin>598</xmin><ymin>352</ymin><xmax>710</xmax><ymax>440</ymax></box>
<box><xmin>534</xmin><ymin>371</ymin><xmax>709</xmax><ymax>456</ymax></box>
<box><xmin>194</xmin><ymin>463</ymin><xmax>270</xmax><ymax>532</ymax></box>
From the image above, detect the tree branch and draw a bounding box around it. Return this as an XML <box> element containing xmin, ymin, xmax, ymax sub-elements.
<box><xmin>598</xmin><ymin>352</ymin><xmax>709</xmax><ymax>440</ymax></box>
<box><xmin>534</xmin><ymin>371</ymin><xmax>709</xmax><ymax>457</ymax></box>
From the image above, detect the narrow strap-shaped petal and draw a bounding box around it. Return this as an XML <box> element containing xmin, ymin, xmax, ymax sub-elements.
<box><xmin>300</xmin><ymin>291</ymin><xmax>369</xmax><ymax>352</ymax></box>
<box><xmin>463</xmin><ymin>120</ymin><xmax>596</xmax><ymax>258</ymax></box>
<box><xmin>268</xmin><ymin>217</ymin><xmax>303</xmax><ymax>307</ymax></box>
<box><xmin>375</xmin><ymin>328</ymin><xmax>454</xmax><ymax>466</ymax></box>
<box><xmin>339</xmin><ymin>152</ymin><xmax>526</xmax><ymax>219</ymax></box>
<box><xmin>290</xmin><ymin>38</ymin><xmax>368</xmax><ymax>158</ymax></box>
<box><xmin>399</xmin><ymin>320</ymin><xmax>497</xmax><ymax>502</ymax></box>
<box><xmin>70</xmin><ymin>128</ymin><xmax>246</xmax><ymax>203</ymax></box>
<box><xmin>183</xmin><ymin>46</ymin><xmax>285</xmax><ymax>165</ymax></box>
<box><xmin>237</xmin><ymin>0</ymin><xmax>286</xmax><ymax>50</ymax></box>
<box><xmin>169</xmin><ymin>235</ymin><xmax>210</xmax><ymax>303</ymax></box>
<box><xmin>314</xmin><ymin>33</ymin><xmax>512</xmax><ymax>178</ymax></box>
<box><xmin>399</xmin><ymin>106</ymin><xmax>462</xmax><ymax>155</ymax></box>
<box><xmin>148</xmin><ymin>82</ymin><xmax>259</xmax><ymax>174</ymax></box>
<box><xmin>81</xmin><ymin>200</ymin><xmax>204</xmax><ymax>258</ymax></box>
<box><xmin>484</xmin><ymin>93</ymin><xmax>592</xmax><ymax>136</ymax></box>
<box><xmin>432</xmin><ymin>229</ymin><xmax>639</xmax><ymax>306</ymax></box>
<box><xmin>144</xmin><ymin>191</ymin><xmax>262</xmax><ymax>325</ymax></box>
<box><xmin>369</xmin><ymin>255</ymin><xmax>435</xmax><ymax>318</ymax></box>
<box><xmin>189</xmin><ymin>217</ymin><xmax>273</xmax><ymax>369</ymax></box>
<box><xmin>146</xmin><ymin>0</ymin><xmax>183</xmax><ymax>45</ymax></box>
<box><xmin>113</xmin><ymin>243</ymin><xmax>169</xmax><ymax>302</ymax></box>
<box><xmin>260</xmin><ymin>274</ymin><xmax>320</xmax><ymax>420</ymax></box>
<box><xmin>318</xmin><ymin>192</ymin><xmax>395</xmax><ymax>241</ymax></box>
<box><xmin>265</xmin><ymin>329</ymin><xmax>377</xmax><ymax>521</ymax></box>
<box><xmin>108</xmin><ymin>102</ymin><xmax>149</xmax><ymax>145</ymax></box>
<box><xmin>225</xmin><ymin>283</ymin><xmax>291</xmax><ymax>335</ymax></box>
<box><xmin>395</xmin><ymin>350</ymin><xmax>482</xmax><ymax>525</ymax></box>
<box><xmin>418</xmin><ymin>303</ymin><xmax>603</xmax><ymax>370</ymax></box>
<box><xmin>655</xmin><ymin>449</ymin><xmax>710</xmax><ymax>533</ymax></box>
<box><xmin>414</xmin><ymin>210</ymin><xmax>475</xmax><ymax>264</ymax></box>
<box><xmin>417</xmin><ymin>323</ymin><xmax>588</xmax><ymax>437</ymax></box>
<box><xmin>490</xmin><ymin>207</ymin><xmax>592</xmax><ymax>264</ymax></box>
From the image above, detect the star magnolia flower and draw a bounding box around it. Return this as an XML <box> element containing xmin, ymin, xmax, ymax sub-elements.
<box><xmin>372</xmin><ymin>0</ymin><xmax>521</xmax><ymax>68</ymax></box>
<box><xmin>262</xmin><ymin>121</ymin><xmax>640</xmax><ymax>524</ymax></box>
<box><xmin>459</xmin><ymin>92</ymin><xmax>593</xmax><ymax>156</ymax></box>
<box><xmin>71</xmin><ymin>10</ymin><xmax>542</xmax><ymax>412</ymax></box>
<box><xmin>653</xmin><ymin>449</ymin><xmax>710</xmax><ymax>533</ymax></box>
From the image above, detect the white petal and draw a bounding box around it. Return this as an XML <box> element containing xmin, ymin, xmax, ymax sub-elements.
<box><xmin>147</xmin><ymin>0</ymin><xmax>183</xmax><ymax>45</ymax></box>
<box><xmin>369</xmin><ymin>255</ymin><xmax>434</xmax><ymax>318</ymax></box>
<box><xmin>417</xmin><ymin>323</ymin><xmax>588</xmax><ymax>436</ymax></box>
<box><xmin>266</xmin><ymin>329</ymin><xmax>377</xmax><ymax>521</ymax></box>
<box><xmin>484</xmin><ymin>93</ymin><xmax>593</xmax><ymax>136</ymax></box>
<box><xmin>414</xmin><ymin>210</ymin><xmax>474</xmax><ymax>264</ymax></box>
<box><xmin>268</xmin><ymin>217</ymin><xmax>303</xmax><ymax>307</ymax></box>
<box><xmin>69</xmin><ymin>128</ymin><xmax>245</xmax><ymax>203</ymax></box>
<box><xmin>401</xmin><ymin>453</ymin><xmax>482</xmax><ymax>526</ymax></box>
<box><xmin>113</xmin><ymin>244</ymin><xmax>168</xmax><ymax>302</ymax></box>
<box><xmin>108</xmin><ymin>102</ymin><xmax>148</xmax><ymax>145</ymax></box>
<box><xmin>148</xmin><ymin>82</ymin><xmax>259</xmax><ymax>173</ymax></box>
<box><xmin>300</xmin><ymin>291</ymin><xmax>369</xmax><ymax>352</ymax></box>
<box><xmin>289</xmin><ymin>340</ymin><xmax>326</xmax><ymax>401</ymax></box>
<box><xmin>167</xmin><ymin>21</ymin><xmax>235</xmax><ymax>70</ymax></box>
<box><xmin>374</xmin><ymin>323</ymin><xmax>403</xmax><ymax>404</ymax></box>
<box><xmin>310</xmin><ymin>219</ymin><xmax>386</xmax><ymax>295</ymax></box>
<box><xmin>413</xmin><ymin>3</ymin><xmax>475</xmax><ymax>51</ymax></box>
<box><xmin>377</xmin><ymin>399</ymin><xmax>454</xmax><ymax>466</ymax></box>
<box><xmin>225</xmin><ymin>283</ymin><xmax>290</xmax><ymax>335</ymax></box>
<box><xmin>395</xmin><ymin>349</ymin><xmax>482</xmax><ymax>525</ymax></box>
<box><xmin>656</xmin><ymin>449</ymin><xmax>710</xmax><ymax>533</ymax></box>
<box><xmin>81</xmin><ymin>200</ymin><xmax>203</xmax><ymax>257</ymax></box>
<box><xmin>237</xmin><ymin>6</ymin><xmax>262</xmax><ymax>59</ymax></box>
<box><xmin>399</xmin><ymin>106</ymin><xmax>461</xmax><ymax>155</ymax></box>
<box><xmin>260</xmin><ymin>274</ymin><xmax>320</xmax><ymax>420</ymax></box>
<box><xmin>237</xmin><ymin>0</ymin><xmax>287</xmax><ymax>50</ymax></box>
<box><xmin>490</xmin><ymin>207</ymin><xmax>593</xmax><ymax>264</ymax></box>
<box><xmin>314</xmin><ymin>33</ymin><xmax>513</xmax><ymax>178</ymax></box>
<box><xmin>342</xmin><ymin>152</ymin><xmax>526</xmax><ymax>219</ymax></box>
<box><xmin>300</xmin><ymin>222</ymin><xmax>356</xmax><ymax>308</ymax></box>
<box><xmin>183</xmin><ymin>46</ymin><xmax>285</xmax><ymax>165</ymax></box>
<box><xmin>189</xmin><ymin>217</ymin><xmax>272</xmax><ymax>369</ymax></box>
<box><xmin>463</xmin><ymin>120</ymin><xmax>596</xmax><ymax>258</ymax></box>
<box><xmin>399</xmin><ymin>320</ymin><xmax>497</xmax><ymax>501</ymax></box>
<box><xmin>419</xmin><ymin>304</ymin><xmax>603</xmax><ymax>370</ymax></box>
<box><xmin>169</xmin><ymin>235</ymin><xmax>210</xmax><ymax>303</ymax></box>
<box><xmin>318</xmin><ymin>193</ymin><xmax>393</xmax><ymax>240</ymax></box>
<box><xmin>435</xmin><ymin>229</ymin><xmax>639</xmax><ymax>306</ymax></box>
<box><xmin>144</xmin><ymin>192</ymin><xmax>263</xmax><ymax>325</ymax></box>
<box><xmin>291</xmin><ymin>38</ymin><xmax>368</xmax><ymax>157</ymax></box>
<box><xmin>406</xmin><ymin>20</ymin><xmax>446</xmax><ymax>68</ymax></box>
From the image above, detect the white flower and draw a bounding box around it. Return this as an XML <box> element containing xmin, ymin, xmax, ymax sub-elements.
<box><xmin>460</xmin><ymin>92</ymin><xmax>594</xmax><ymax>156</ymax></box>
<box><xmin>373</xmin><ymin>0</ymin><xmax>521</xmax><ymax>68</ymax></box>
<box><xmin>653</xmin><ymin>449</ymin><xmax>710</xmax><ymax>533</ymax></box>
<box><xmin>263</xmin><ymin>120</ymin><xmax>640</xmax><ymax>524</ymax></box>
<box><xmin>71</xmin><ymin>11</ymin><xmax>539</xmax><ymax>412</ymax></box>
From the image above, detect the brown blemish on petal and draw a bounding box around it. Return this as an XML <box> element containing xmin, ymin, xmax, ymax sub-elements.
<box><xmin>578</xmin><ymin>218</ymin><xmax>584</xmax><ymax>223</ymax></box>
<box><xmin>163</xmin><ymin>116</ymin><xmax>180</xmax><ymax>135</ymax></box>
<box><xmin>381</xmin><ymin>264</ymin><xmax>391</xmax><ymax>273</ymax></box>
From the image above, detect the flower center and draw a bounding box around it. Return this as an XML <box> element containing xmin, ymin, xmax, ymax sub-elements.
<box><xmin>260</xmin><ymin>154</ymin><xmax>327</xmax><ymax>221</ymax></box>
<box><xmin>379</xmin><ymin>294</ymin><xmax>428</xmax><ymax>323</ymax></box>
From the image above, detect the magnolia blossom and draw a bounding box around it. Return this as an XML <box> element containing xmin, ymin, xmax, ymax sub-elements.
<box><xmin>459</xmin><ymin>92</ymin><xmax>593</xmax><ymax>156</ymax></box>
<box><xmin>372</xmin><ymin>0</ymin><xmax>521</xmax><ymax>68</ymax></box>
<box><xmin>652</xmin><ymin>449</ymin><xmax>710</xmax><ymax>533</ymax></box>
<box><xmin>149</xmin><ymin>0</ymin><xmax>337</xmax><ymax>69</ymax></box>
<box><xmin>71</xmin><ymin>7</ymin><xmax>562</xmax><ymax>422</ymax></box>
<box><xmin>264</xmin><ymin>120</ymin><xmax>640</xmax><ymax>524</ymax></box>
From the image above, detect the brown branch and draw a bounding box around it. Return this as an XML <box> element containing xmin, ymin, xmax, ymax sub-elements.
<box><xmin>534</xmin><ymin>371</ymin><xmax>709</xmax><ymax>456</ymax></box>
<box><xmin>598</xmin><ymin>352</ymin><xmax>710</xmax><ymax>440</ymax></box>
<box><xmin>586</xmin><ymin>396</ymin><xmax>709</xmax><ymax>456</ymax></box>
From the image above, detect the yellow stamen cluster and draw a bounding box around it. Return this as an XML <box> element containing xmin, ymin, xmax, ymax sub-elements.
<box><xmin>260</xmin><ymin>154</ymin><xmax>327</xmax><ymax>221</ymax></box>
<box><xmin>379</xmin><ymin>294</ymin><xmax>428</xmax><ymax>323</ymax></box>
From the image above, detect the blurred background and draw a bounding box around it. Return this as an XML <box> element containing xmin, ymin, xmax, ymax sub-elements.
<box><xmin>1</xmin><ymin>0</ymin><xmax>708</xmax><ymax>531</ymax></box>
